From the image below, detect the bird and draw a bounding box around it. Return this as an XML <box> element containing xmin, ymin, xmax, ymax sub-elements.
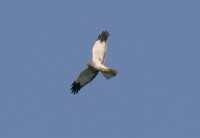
<box><xmin>71</xmin><ymin>31</ymin><xmax>118</xmax><ymax>94</ymax></box>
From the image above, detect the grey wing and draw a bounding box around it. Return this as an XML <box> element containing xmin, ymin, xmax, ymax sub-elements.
<box><xmin>92</xmin><ymin>31</ymin><xmax>109</xmax><ymax>64</ymax></box>
<box><xmin>71</xmin><ymin>67</ymin><xmax>99</xmax><ymax>94</ymax></box>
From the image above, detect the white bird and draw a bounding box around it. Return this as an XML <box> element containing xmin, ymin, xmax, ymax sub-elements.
<box><xmin>71</xmin><ymin>31</ymin><xmax>118</xmax><ymax>94</ymax></box>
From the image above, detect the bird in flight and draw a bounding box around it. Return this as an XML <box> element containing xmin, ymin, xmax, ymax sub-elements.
<box><xmin>71</xmin><ymin>31</ymin><xmax>118</xmax><ymax>94</ymax></box>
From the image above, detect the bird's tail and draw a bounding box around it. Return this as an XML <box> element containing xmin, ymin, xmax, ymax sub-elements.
<box><xmin>101</xmin><ymin>69</ymin><xmax>118</xmax><ymax>79</ymax></box>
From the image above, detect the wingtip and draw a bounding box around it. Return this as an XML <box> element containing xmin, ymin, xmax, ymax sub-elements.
<box><xmin>97</xmin><ymin>30</ymin><xmax>110</xmax><ymax>42</ymax></box>
<box><xmin>71</xmin><ymin>81</ymin><xmax>81</xmax><ymax>94</ymax></box>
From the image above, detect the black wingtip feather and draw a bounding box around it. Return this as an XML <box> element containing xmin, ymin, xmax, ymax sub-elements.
<box><xmin>71</xmin><ymin>82</ymin><xmax>82</xmax><ymax>94</ymax></box>
<box><xmin>97</xmin><ymin>30</ymin><xmax>110</xmax><ymax>43</ymax></box>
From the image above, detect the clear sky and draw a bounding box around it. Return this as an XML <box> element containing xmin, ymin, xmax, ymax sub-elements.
<box><xmin>0</xmin><ymin>0</ymin><xmax>200</xmax><ymax>138</ymax></box>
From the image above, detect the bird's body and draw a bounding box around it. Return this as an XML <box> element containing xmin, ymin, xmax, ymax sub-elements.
<box><xmin>71</xmin><ymin>31</ymin><xmax>118</xmax><ymax>94</ymax></box>
<box><xmin>87</xmin><ymin>61</ymin><xmax>108</xmax><ymax>71</ymax></box>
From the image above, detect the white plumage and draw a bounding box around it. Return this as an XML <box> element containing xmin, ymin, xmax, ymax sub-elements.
<box><xmin>92</xmin><ymin>39</ymin><xmax>107</xmax><ymax>64</ymax></box>
<box><xmin>71</xmin><ymin>31</ymin><xmax>118</xmax><ymax>94</ymax></box>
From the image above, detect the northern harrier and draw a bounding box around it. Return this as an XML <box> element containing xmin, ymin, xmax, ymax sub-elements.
<box><xmin>71</xmin><ymin>31</ymin><xmax>118</xmax><ymax>94</ymax></box>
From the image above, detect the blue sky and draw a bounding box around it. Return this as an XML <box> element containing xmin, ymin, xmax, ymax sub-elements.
<box><xmin>0</xmin><ymin>0</ymin><xmax>200</xmax><ymax>138</ymax></box>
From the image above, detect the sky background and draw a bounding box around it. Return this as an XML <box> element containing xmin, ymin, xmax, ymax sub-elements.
<box><xmin>0</xmin><ymin>0</ymin><xmax>200</xmax><ymax>138</ymax></box>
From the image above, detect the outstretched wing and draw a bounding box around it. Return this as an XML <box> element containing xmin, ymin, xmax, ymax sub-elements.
<box><xmin>71</xmin><ymin>66</ymin><xmax>99</xmax><ymax>94</ymax></box>
<box><xmin>92</xmin><ymin>31</ymin><xmax>109</xmax><ymax>64</ymax></box>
